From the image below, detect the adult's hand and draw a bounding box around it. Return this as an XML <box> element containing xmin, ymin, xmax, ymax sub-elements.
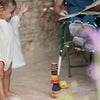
<box><xmin>54</xmin><ymin>0</ymin><xmax>68</xmax><ymax>14</ymax></box>
<box><xmin>60</xmin><ymin>9</ymin><xmax>68</xmax><ymax>15</ymax></box>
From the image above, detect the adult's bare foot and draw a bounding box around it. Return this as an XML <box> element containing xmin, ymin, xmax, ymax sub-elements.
<box><xmin>5</xmin><ymin>91</ymin><xmax>18</xmax><ymax>97</ymax></box>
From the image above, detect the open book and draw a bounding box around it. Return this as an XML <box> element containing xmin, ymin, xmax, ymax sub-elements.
<box><xmin>59</xmin><ymin>0</ymin><xmax>100</xmax><ymax>20</ymax></box>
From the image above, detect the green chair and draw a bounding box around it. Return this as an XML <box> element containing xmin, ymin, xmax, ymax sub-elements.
<box><xmin>57</xmin><ymin>0</ymin><xmax>99</xmax><ymax>77</ymax></box>
<box><xmin>58</xmin><ymin>20</ymin><xmax>98</xmax><ymax>78</ymax></box>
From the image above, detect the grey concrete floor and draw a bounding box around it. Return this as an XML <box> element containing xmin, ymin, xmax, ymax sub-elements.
<box><xmin>9</xmin><ymin>53</ymin><xmax>98</xmax><ymax>100</ymax></box>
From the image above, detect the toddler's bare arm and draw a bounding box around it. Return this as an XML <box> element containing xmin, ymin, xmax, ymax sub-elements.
<box><xmin>17</xmin><ymin>3</ymin><xmax>29</xmax><ymax>19</ymax></box>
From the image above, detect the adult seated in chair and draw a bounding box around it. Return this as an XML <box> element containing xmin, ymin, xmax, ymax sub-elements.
<box><xmin>54</xmin><ymin>0</ymin><xmax>100</xmax><ymax>47</ymax></box>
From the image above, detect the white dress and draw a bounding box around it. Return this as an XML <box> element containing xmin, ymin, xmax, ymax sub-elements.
<box><xmin>10</xmin><ymin>16</ymin><xmax>26</xmax><ymax>69</ymax></box>
<box><xmin>0</xmin><ymin>19</ymin><xmax>14</xmax><ymax>71</ymax></box>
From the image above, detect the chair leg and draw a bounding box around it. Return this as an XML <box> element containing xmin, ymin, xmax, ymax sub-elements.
<box><xmin>58</xmin><ymin>44</ymin><xmax>64</xmax><ymax>75</ymax></box>
<box><xmin>58</xmin><ymin>54</ymin><xmax>62</xmax><ymax>75</ymax></box>
<box><xmin>58</xmin><ymin>23</ymin><xmax>65</xmax><ymax>75</ymax></box>
<box><xmin>89</xmin><ymin>53</ymin><xmax>92</xmax><ymax>65</ymax></box>
<box><xmin>66</xmin><ymin>48</ymin><xmax>71</xmax><ymax>77</ymax></box>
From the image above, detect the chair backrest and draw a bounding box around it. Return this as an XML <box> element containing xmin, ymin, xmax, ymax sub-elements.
<box><xmin>63</xmin><ymin>0</ymin><xmax>67</xmax><ymax>10</ymax></box>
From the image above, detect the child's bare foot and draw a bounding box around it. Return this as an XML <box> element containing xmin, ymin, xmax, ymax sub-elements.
<box><xmin>5</xmin><ymin>91</ymin><xmax>18</xmax><ymax>97</ymax></box>
<box><xmin>0</xmin><ymin>97</ymin><xmax>9</xmax><ymax>100</ymax></box>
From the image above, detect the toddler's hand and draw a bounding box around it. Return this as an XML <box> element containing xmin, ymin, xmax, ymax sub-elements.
<box><xmin>20</xmin><ymin>3</ymin><xmax>28</xmax><ymax>14</ymax></box>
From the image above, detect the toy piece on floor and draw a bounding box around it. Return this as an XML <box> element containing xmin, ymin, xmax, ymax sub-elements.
<box><xmin>60</xmin><ymin>81</ymin><xmax>67</xmax><ymax>89</ymax></box>
<box><xmin>51</xmin><ymin>63</ymin><xmax>61</xmax><ymax>98</ymax></box>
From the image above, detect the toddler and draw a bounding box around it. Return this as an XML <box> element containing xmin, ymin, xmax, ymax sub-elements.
<box><xmin>0</xmin><ymin>0</ymin><xmax>28</xmax><ymax>100</ymax></box>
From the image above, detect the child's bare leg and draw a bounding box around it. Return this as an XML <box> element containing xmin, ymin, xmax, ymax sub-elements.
<box><xmin>4</xmin><ymin>63</ymin><xmax>17</xmax><ymax>97</ymax></box>
<box><xmin>0</xmin><ymin>61</ymin><xmax>8</xmax><ymax>100</ymax></box>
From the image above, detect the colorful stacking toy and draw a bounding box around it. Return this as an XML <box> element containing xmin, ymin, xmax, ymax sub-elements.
<box><xmin>51</xmin><ymin>63</ymin><xmax>61</xmax><ymax>98</ymax></box>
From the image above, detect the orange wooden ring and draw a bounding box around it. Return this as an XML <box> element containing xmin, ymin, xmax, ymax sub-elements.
<box><xmin>51</xmin><ymin>75</ymin><xmax>59</xmax><ymax>81</ymax></box>
<box><xmin>52</xmin><ymin>90</ymin><xmax>60</xmax><ymax>94</ymax></box>
<box><xmin>51</xmin><ymin>93</ymin><xmax>58</xmax><ymax>98</ymax></box>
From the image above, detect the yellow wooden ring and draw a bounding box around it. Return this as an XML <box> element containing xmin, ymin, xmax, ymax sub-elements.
<box><xmin>60</xmin><ymin>81</ymin><xmax>67</xmax><ymax>89</ymax></box>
